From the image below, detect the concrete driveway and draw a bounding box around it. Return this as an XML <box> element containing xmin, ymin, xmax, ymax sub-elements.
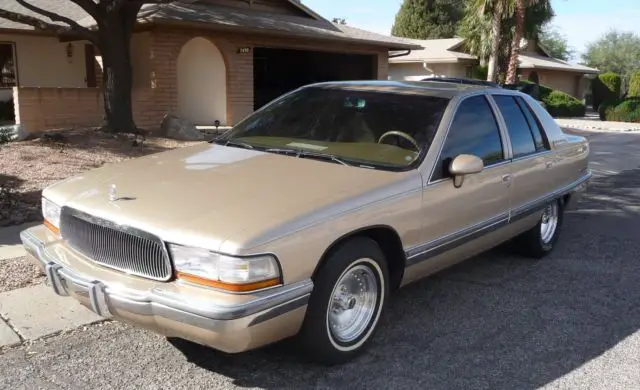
<box><xmin>1</xmin><ymin>130</ymin><xmax>639</xmax><ymax>389</ymax></box>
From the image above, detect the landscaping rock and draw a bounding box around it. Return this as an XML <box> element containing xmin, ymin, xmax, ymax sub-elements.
<box><xmin>160</xmin><ymin>113</ymin><xmax>205</xmax><ymax>141</ymax></box>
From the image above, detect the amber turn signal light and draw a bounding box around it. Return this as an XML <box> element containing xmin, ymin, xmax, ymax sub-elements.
<box><xmin>176</xmin><ymin>272</ymin><xmax>280</xmax><ymax>292</ymax></box>
<box><xmin>44</xmin><ymin>219</ymin><xmax>60</xmax><ymax>235</ymax></box>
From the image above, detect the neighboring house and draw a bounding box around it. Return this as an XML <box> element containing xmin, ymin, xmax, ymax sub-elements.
<box><xmin>0</xmin><ymin>0</ymin><xmax>417</xmax><ymax>132</ymax></box>
<box><xmin>388</xmin><ymin>38</ymin><xmax>477</xmax><ymax>81</ymax></box>
<box><xmin>388</xmin><ymin>37</ymin><xmax>599</xmax><ymax>100</ymax></box>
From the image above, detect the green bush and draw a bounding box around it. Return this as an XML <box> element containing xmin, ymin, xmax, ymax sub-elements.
<box><xmin>542</xmin><ymin>90</ymin><xmax>586</xmax><ymax>118</ymax></box>
<box><xmin>628</xmin><ymin>73</ymin><xmax>640</xmax><ymax>97</ymax></box>
<box><xmin>603</xmin><ymin>97</ymin><xmax>640</xmax><ymax>123</ymax></box>
<box><xmin>592</xmin><ymin>72</ymin><xmax>621</xmax><ymax>110</ymax></box>
<box><xmin>473</xmin><ymin>65</ymin><xmax>488</xmax><ymax>81</ymax></box>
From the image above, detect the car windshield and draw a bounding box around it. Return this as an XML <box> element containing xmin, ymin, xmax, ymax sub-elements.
<box><xmin>215</xmin><ymin>86</ymin><xmax>450</xmax><ymax>170</ymax></box>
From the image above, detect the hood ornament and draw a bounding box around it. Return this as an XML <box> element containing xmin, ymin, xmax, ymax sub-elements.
<box><xmin>109</xmin><ymin>184</ymin><xmax>117</xmax><ymax>202</ymax></box>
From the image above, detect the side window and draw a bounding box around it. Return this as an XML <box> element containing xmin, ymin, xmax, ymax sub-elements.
<box><xmin>493</xmin><ymin>95</ymin><xmax>536</xmax><ymax>158</ymax></box>
<box><xmin>515</xmin><ymin>96</ymin><xmax>549</xmax><ymax>151</ymax></box>
<box><xmin>432</xmin><ymin>95</ymin><xmax>504</xmax><ymax>181</ymax></box>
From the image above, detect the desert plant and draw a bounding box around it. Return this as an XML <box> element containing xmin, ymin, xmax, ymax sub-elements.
<box><xmin>0</xmin><ymin>126</ymin><xmax>13</xmax><ymax>145</ymax></box>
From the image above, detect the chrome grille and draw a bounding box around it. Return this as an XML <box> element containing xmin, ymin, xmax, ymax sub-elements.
<box><xmin>60</xmin><ymin>207</ymin><xmax>172</xmax><ymax>281</ymax></box>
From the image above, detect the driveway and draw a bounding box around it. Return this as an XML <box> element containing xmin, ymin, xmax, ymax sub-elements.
<box><xmin>1</xmin><ymin>130</ymin><xmax>639</xmax><ymax>390</ymax></box>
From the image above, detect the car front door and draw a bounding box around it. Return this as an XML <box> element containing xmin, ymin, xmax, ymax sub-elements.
<box><xmin>404</xmin><ymin>94</ymin><xmax>512</xmax><ymax>280</ymax></box>
<box><xmin>490</xmin><ymin>94</ymin><xmax>555</xmax><ymax>219</ymax></box>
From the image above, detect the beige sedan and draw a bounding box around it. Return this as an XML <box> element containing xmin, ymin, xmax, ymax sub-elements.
<box><xmin>22</xmin><ymin>80</ymin><xmax>590</xmax><ymax>365</ymax></box>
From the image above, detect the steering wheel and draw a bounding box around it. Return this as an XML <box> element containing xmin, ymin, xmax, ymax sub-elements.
<box><xmin>378</xmin><ymin>131</ymin><xmax>420</xmax><ymax>152</ymax></box>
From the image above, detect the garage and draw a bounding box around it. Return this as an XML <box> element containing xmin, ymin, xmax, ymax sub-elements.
<box><xmin>253</xmin><ymin>47</ymin><xmax>377</xmax><ymax>109</ymax></box>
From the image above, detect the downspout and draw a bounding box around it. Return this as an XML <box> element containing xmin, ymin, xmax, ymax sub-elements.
<box><xmin>388</xmin><ymin>49</ymin><xmax>411</xmax><ymax>59</ymax></box>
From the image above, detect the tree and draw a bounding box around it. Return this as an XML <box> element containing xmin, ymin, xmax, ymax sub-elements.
<box><xmin>332</xmin><ymin>17</ymin><xmax>347</xmax><ymax>25</ymax></box>
<box><xmin>460</xmin><ymin>0</ymin><xmax>552</xmax><ymax>82</ymax></box>
<box><xmin>539</xmin><ymin>24</ymin><xmax>574</xmax><ymax>61</ymax></box>
<box><xmin>582</xmin><ymin>30</ymin><xmax>640</xmax><ymax>76</ymax></box>
<box><xmin>0</xmin><ymin>1</ymin><xmax>172</xmax><ymax>134</ymax></box>
<box><xmin>464</xmin><ymin>0</ymin><xmax>515</xmax><ymax>82</ymax></box>
<box><xmin>391</xmin><ymin>0</ymin><xmax>465</xmax><ymax>40</ymax></box>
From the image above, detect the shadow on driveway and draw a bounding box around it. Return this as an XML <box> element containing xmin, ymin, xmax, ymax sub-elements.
<box><xmin>168</xmin><ymin>169</ymin><xmax>640</xmax><ymax>389</ymax></box>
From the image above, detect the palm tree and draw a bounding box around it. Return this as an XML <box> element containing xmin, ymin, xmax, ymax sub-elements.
<box><xmin>466</xmin><ymin>0</ymin><xmax>516</xmax><ymax>82</ymax></box>
<box><xmin>461</xmin><ymin>0</ymin><xmax>553</xmax><ymax>83</ymax></box>
<box><xmin>505</xmin><ymin>0</ymin><xmax>552</xmax><ymax>84</ymax></box>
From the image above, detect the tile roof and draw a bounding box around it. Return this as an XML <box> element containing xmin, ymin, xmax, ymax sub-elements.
<box><xmin>0</xmin><ymin>0</ymin><xmax>88</xmax><ymax>30</ymax></box>
<box><xmin>0</xmin><ymin>0</ymin><xmax>417</xmax><ymax>49</ymax></box>
<box><xmin>77</xmin><ymin>1</ymin><xmax>419</xmax><ymax>50</ymax></box>
<box><xmin>389</xmin><ymin>38</ymin><xmax>477</xmax><ymax>63</ymax></box>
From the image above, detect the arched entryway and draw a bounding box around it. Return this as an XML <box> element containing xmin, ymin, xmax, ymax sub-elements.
<box><xmin>177</xmin><ymin>37</ymin><xmax>227</xmax><ymax>125</ymax></box>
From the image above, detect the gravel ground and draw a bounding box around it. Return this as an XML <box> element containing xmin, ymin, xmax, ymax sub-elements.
<box><xmin>0</xmin><ymin>128</ymin><xmax>199</xmax><ymax>226</ymax></box>
<box><xmin>0</xmin><ymin>130</ymin><xmax>639</xmax><ymax>389</ymax></box>
<box><xmin>0</xmin><ymin>256</ymin><xmax>44</xmax><ymax>293</ymax></box>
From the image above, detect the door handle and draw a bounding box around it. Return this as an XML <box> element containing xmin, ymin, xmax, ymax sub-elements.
<box><xmin>546</xmin><ymin>161</ymin><xmax>553</xmax><ymax>169</ymax></box>
<box><xmin>502</xmin><ymin>174</ymin><xmax>512</xmax><ymax>182</ymax></box>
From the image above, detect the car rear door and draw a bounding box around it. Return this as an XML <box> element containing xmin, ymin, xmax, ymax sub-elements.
<box><xmin>405</xmin><ymin>94</ymin><xmax>512</xmax><ymax>275</ymax></box>
<box><xmin>489</xmin><ymin>94</ymin><xmax>555</xmax><ymax>220</ymax></box>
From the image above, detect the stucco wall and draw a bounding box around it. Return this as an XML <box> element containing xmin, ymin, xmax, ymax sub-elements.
<box><xmin>388</xmin><ymin>61</ymin><xmax>470</xmax><ymax>81</ymax></box>
<box><xmin>520</xmin><ymin>69</ymin><xmax>581</xmax><ymax>98</ymax></box>
<box><xmin>0</xmin><ymin>34</ymin><xmax>86</xmax><ymax>88</ymax></box>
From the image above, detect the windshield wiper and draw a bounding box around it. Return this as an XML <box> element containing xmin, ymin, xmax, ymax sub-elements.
<box><xmin>265</xmin><ymin>148</ymin><xmax>351</xmax><ymax>167</ymax></box>
<box><xmin>213</xmin><ymin>139</ymin><xmax>255</xmax><ymax>150</ymax></box>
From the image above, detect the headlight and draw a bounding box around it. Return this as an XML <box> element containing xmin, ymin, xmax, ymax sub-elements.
<box><xmin>170</xmin><ymin>244</ymin><xmax>281</xmax><ymax>292</ymax></box>
<box><xmin>42</xmin><ymin>198</ymin><xmax>61</xmax><ymax>233</ymax></box>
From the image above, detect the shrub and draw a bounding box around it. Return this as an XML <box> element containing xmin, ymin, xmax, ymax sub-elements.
<box><xmin>542</xmin><ymin>90</ymin><xmax>586</xmax><ymax>118</ymax></box>
<box><xmin>473</xmin><ymin>65</ymin><xmax>488</xmax><ymax>81</ymax></box>
<box><xmin>603</xmin><ymin>97</ymin><xmax>640</xmax><ymax>123</ymax></box>
<box><xmin>592</xmin><ymin>72</ymin><xmax>621</xmax><ymax>110</ymax></box>
<box><xmin>0</xmin><ymin>126</ymin><xmax>12</xmax><ymax>145</ymax></box>
<box><xmin>628</xmin><ymin>73</ymin><xmax>640</xmax><ymax>97</ymax></box>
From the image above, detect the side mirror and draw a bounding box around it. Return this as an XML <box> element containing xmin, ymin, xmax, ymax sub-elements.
<box><xmin>449</xmin><ymin>154</ymin><xmax>484</xmax><ymax>188</ymax></box>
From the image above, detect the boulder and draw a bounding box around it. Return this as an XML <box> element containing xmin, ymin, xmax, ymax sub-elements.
<box><xmin>160</xmin><ymin>113</ymin><xmax>205</xmax><ymax>141</ymax></box>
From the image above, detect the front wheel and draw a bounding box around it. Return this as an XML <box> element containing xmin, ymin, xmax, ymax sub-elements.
<box><xmin>298</xmin><ymin>237</ymin><xmax>389</xmax><ymax>365</ymax></box>
<box><xmin>514</xmin><ymin>198</ymin><xmax>564</xmax><ymax>258</ymax></box>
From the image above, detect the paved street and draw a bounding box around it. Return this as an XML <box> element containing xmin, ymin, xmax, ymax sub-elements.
<box><xmin>1</xmin><ymin>130</ymin><xmax>639</xmax><ymax>389</ymax></box>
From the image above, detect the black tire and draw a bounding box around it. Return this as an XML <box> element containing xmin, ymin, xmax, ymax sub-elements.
<box><xmin>298</xmin><ymin>237</ymin><xmax>389</xmax><ymax>365</ymax></box>
<box><xmin>514</xmin><ymin>198</ymin><xmax>564</xmax><ymax>258</ymax></box>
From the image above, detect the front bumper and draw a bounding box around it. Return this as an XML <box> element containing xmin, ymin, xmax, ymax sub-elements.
<box><xmin>21</xmin><ymin>226</ymin><xmax>312</xmax><ymax>353</ymax></box>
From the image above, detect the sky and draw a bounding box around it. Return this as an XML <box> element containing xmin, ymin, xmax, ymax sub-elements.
<box><xmin>303</xmin><ymin>0</ymin><xmax>640</xmax><ymax>61</ymax></box>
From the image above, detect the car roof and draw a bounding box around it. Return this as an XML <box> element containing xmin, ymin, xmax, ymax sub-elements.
<box><xmin>303</xmin><ymin>80</ymin><xmax>501</xmax><ymax>99</ymax></box>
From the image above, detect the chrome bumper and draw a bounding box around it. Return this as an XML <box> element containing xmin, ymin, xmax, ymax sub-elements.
<box><xmin>21</xmin><ymin>227</ymin><xmax>312</xmax><ymax>352</ymax></box>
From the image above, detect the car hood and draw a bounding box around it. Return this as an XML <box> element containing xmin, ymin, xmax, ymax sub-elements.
<box><xmin>44</xmin><ymin>143</ymin><xmax>411</xmax><ymax>251</ymax></box>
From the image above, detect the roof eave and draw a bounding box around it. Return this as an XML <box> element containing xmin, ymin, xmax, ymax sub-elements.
<box><xmin>141</xmin><ymin>18</ymin><xmax>419</xmax><ymax>50</ymax></box>
<box><xmin>519</xmin><ymin>64</ymin><xmax>600</xmax><ymax>74</ymax></box>
<box><xmin>389</xmin><ymin>56</ymin><xmax>477</xmax><ymax>64</ymax></box>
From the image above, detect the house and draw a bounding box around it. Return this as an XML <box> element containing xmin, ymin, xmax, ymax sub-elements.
<box><xmin>0</xmin><ymin>0</ymin><xmax>418</xmax><ymax>133</ymax></box>
<box><xmin>388</xmin><ymin>37</ymin><xmax>599</xmax><ymax>100</ymax></box>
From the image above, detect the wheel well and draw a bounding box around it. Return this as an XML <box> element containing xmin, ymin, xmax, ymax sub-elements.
<box><xmin>313</xmin><ymin>226</ymin><xmax>406</xmax><ymax>290</ymax></box>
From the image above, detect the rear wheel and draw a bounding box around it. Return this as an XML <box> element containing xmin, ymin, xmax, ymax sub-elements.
<box><xmin>299</xmin><ymin>237</ymin><xmax>388</xmax><ymax>365</ymax></box>
<box><xmin>515</xmin><ymin>199</ymin><xmax>564</xmax><ymax>258</ymax></box>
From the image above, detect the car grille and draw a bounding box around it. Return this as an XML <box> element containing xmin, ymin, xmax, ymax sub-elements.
<box><xmin>60</xmin><ymin>207</ymin><xmax>173</xmax><ymax>281</ymax></box>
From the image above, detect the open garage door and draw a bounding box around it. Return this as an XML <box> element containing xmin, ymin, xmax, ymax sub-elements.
<box><xmin>253</xmin><ymin>47</ymin><xmax>376</xmax><ymax>109</ymax></box>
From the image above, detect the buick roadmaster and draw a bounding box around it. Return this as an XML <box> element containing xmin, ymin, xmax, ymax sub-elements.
<box><xmin>21</xmin><ymin>81</ymin><xmax>591</xmax><ymax>365</ymax></box>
